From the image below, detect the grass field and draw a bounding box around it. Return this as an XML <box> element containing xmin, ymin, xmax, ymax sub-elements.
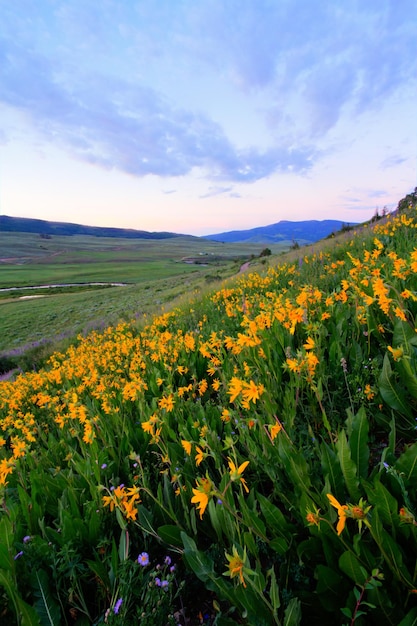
<box><xmin>0</xmin><ymin>232</ymin><xmax>289</xmax><ymax>366</ymax></box>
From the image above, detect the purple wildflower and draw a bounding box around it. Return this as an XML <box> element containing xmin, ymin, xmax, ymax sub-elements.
<box><xmin>137</xmin><ymin>552</ymin><xmax>149</xmax><ymax>566</ymax></box>
<box><xmin>14</xmin><ymin>551</ymin><xmax>24</xmax><ymax>560</ymax></box>
<box><xmin>164</xmin><ymin>555</ymin><xmax>172</xmax><ymax>566</ymax></box>
<box><xmin>114</xmin><ymin>598</ymin><xmax>123</xmax><ymax>614</ymax></box>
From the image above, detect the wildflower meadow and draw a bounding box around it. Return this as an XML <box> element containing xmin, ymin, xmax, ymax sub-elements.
<box><xmin>1</xmin><ymin>190</ymin><xmax>417</xmax><ymax>625</ymax></box>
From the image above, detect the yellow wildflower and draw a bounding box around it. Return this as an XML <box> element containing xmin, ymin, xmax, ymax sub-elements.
<box><xmin>327</xmin><ymin>493</ymin><xmax>348</xmax><ymax>535</ymax></box>
<box><xmin>191</xmin><ymin>476</ymin><xmax>213</xmax><ymax>519</ymax></box>
<box><xmin>224</xmin><ymin>545</ymin><xmax>247</xmax><ymax>587</ymax></box>
<box><xmin>269</xmin><ymin>422</ymin><xmax>282</xmax><ymax>441</ymax></box>
<box><xmin>303</xmin><ymin>337</ymin><xmax>315</xmax><ymax>350</ymax></box>
<box><xmin>228</xmin><ymin>457</ymin><xmax>249</xmax><ymax>493</ymax></box>
<box><xmin>181</xmin><ymin>440</ymin><xmax>192</xmax><ymax>455</ymax></box>
<box><xmin>388</xmin><ymin>345</ymin><xmax>403</xmax><ymax>361</ymax></box>
<box><xmin>195</xmin><ymin>446</ymin><xmax>205</xmax><ymax>466</ymax></box>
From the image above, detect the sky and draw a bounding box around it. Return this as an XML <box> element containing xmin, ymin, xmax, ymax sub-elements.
<box><xmin>0</xmin><ymin>1</ymin><xmax>416</xmax><ymax>236</ymax></box>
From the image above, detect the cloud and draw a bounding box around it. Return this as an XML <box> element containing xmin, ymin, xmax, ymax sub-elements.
<box><xmin>380</xmin><ymin>155</ymin><xmax>408</xmax><ymax>170</ymax></box>
<box><xmin>0</xmin><ymin>32</ymin><xmax>315</xmax><ymax>183</ymax></box>
<box><xmin>188</xmin><ymin>1</ymin><xmax>417</xmax><ymax>137</ymax></box>
<box><xmin>0</xmin><ymin>0</ymin><xmax>415</xmax><ymax>184</ymax></box>
<box><xmin>199</xmin><ymin>186</ymin><xmax>233</xmax><ymax>199</ymax></box>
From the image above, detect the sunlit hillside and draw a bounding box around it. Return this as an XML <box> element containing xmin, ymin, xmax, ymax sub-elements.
<box><xmin>1</xmin><ymin>191</ymin><xmax>417</xmax><ymax>625</ymax></box>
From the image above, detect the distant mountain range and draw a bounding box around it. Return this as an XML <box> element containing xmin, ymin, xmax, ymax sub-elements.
<box><xmin>0</xmin><ymin>215</ymin><xmax>189</xmax><ymax>240</ymax></box>
<box><xmin>204</xmin><ymin>219</ymin><xmax>357</xmax><ymax>244</ymax></box>
<box><xmin>0</xmin><ymin>215</ymin><xmax>357</xmax><ymax>245</ymax></box>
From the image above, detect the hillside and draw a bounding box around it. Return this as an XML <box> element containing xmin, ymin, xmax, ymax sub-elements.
<box><xmin>1</xmin><ymin>192</ymin><xmax>417</xmax><ymax>624</ymax></box>
<box><xmin>205</xmin><ymin>219</ymin><xmax>356</xmax><ymax>244</ymax></box>
<box><xmin>0</xmin><ymin>215</ymin><xmax>191</xmax><ymax>239</ymax></box>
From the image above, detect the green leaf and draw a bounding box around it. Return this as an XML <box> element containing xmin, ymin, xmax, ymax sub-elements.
<box><xmin>336</xmin><ymin>430</ymin><xmax>361</xmax><ymax>501</ymax></box>
<box><xmin>398</xmin><ymin>607</ymin><xmax>417</xmax><ymax>626</ymax></box>
<box><xmin>320</xmin><ymin>442</ymin><xmax>343</xmax><ymax>496</ymax></box>
<box><xmin>181</xmin><ymin>532</ymin><xmax>214</xmax><ymax>581</ymax></box>
<box><xmin>365</xmin><ymin>480</ymin><xmax>398</xmax><ymax>528</ymax></box>
<box><xmin>86</xmin><ymin>559</ymin><xmax>110</xmax><ymax>591</ymax></box>
<box><xmin>240</xmin><ymin>500</ymin><xmax>266</xmax><ymax>539</ymax></box>
<box><xmin>208</xmin><ymin>498</ymin><xmax>223</xmax><ymax>543</ymax></box>
<box><xmin>397</xmin><ymin>358</ymin><xmax>417</xmax><ymax>400</ymax></box>
<box><xmin>31</xmin><ymin>569</ymin><xmax>61</xmax><ymax>626</ymax></box>
<box><xmin>371</xmin><ymin>510</ymin><xmax>413</xmax><ymax>587</ymax></box>
<box><xmin>118</xmin><ymin>529</ymin><xmax>129</xmax><ymax>562</ymax></box>
<box><xmin>395</xmin><ymin>442</ymin><xmax>417</xmax><ymax>484</ymax></box>
<box><xmin>315</xmin><ymin>565</ymin><xmax>344</xmax><ymax>597</ymax></box>
<box><xmin>137</xmin><ymin>505</ymin><xmax>156</xmax><ymax>536</ymax></box>
<box><xmin>17</xmin><ymin>595</ymin><xmax>41</xmax><ymax>626</ymax></box>
<box><xmin>0</xmin><ymin>570</ymin><xmax>40</xmax><ymax>626</ymax></box>
<box><xmin>393</xmin><ymin>320</ymin><xmax>417</xmax><ymax>348</ymax></box>
<box><xmin>347</xmin><ymin>407</ymin><xmax>369</xmax><ymax>479</ymax></box>
<box><xmin>257</xmin><ymin>493</ymin><xmax>290</xmax><ymax>539</ymax></box>
<box><xmin>338</xmin><ymin>551</ymin><xmax>367</xmax><ymax>585</ymax></box>
<box><xmin>157</xmin><ymin>524</ymin><xmax>183</xmax><ymax>548</ymax></box>
<box><xmin>267</xmin><ymin>567</ymin><xmax>280</xmax><ymax>612</ymax></box>
<box><xmin>283</xmin><ymin>598</ymin><xmax>302</xmax><ymax>626</ymax></box>
<box><xmin>278</xmin><ymin>436</ymin><xmax>311</xmax><ymax>493</ymax></box>
<box><xmin>270</xmin><ymin>538</ymin><xmax>289</xmax><ymax>555</ymax></box>
<box><xmin>379</xmin><ymin>353</ymin><xmax>412</xmax><ymax>417</ymax></box>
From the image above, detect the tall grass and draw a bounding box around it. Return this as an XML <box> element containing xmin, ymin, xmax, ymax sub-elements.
<box><xmin>1</xmin><ymin>198</ymin><xmax>417</xmax><ymax>624</ymax></box>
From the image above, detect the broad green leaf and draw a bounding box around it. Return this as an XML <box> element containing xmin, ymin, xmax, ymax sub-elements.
<box><xmin>371</xmin><ymin>510</ymin><xmax>413</xmax><ymax>587</ymax></box>
<box><xmin>270</xmin><ymin>538</ymin><xmax>289</xmax><ymax>555</ymax></box>
<box><xmin>208</xmin><ymin>498</ymin><xmax>223</xmax><ymax>543</ymax></box>
<box><xmin>320</xmin><ymin>442</ymin><xmax>343</xmax><ymax>496</ymax></box>
<box><xmin>0</xmin><ymin>570</ymin><xmax>40</xmax><ymax>626</ymax></box>
<box><xmin>336</xmin><ymin>430</ymin><xmax>361</xmax><ymax>501</ymax></box>
<box><xmin>365</xmin><ymin>480</ymin><xmax>398</xmax><ymax>528</ymax></box>
<box><xmin>0</xmin><ymin>543</ymin><xmax>12</xmax><ymax>572</ymax></box>
<box><xmin>157</xmin><ymin>524</ymin><xmax>183</xmax><ymax>548</ymax></box>
<box><xmin>239</xmin><ymin>498</ymin><xmax>266</xmax><ymax>539</ymax></box>
<box><xmin>347</xmin><ymin>407</ymin><xmax>369</xmax><ymax>479</ymax></box>
<box><xmin>315</xmin><ymin>565</ymin><xmax>344</xmax><ymax>598</ymax></box>
<box><xmin>243</xmin><ymin>531</ymin><xmax>257</xmax><ymax>557</ymax></box>
<box><xmin>32</xmin><ymin>569</ymin><xmax>61</xmax><ymax>626</ymax></box>
<box><xmin>137</xmin><ymin>505</ymin><xmax>156</xmax><ymax>536</ymax></box>
<box><xmin>398</xmin><ymin>607</ymin><xmax>417</xmax><ymax>626</ymax></box>
<box><xmin>257</xmin><ymin>492</ymin><xmax>290</xmax><ymax>539</ymax></box>
<box><xmin>17</xmin><ymin>595</ymin><xmax>41</xmax><ymax>626</ymax></box>
<box><xmin>181</xmin><ymin>532</ymin><xmax>214</xmax><ymax>581</ymax></box>
<box><xmin>393</xmin><ymin>321</ymin><xmax>417</xmax><ymax>348</ymax></box>
<box><xmin>268</xmin><ymin>566</ymin><xmax>280</xmax><ymax>612</ymax></box>
<box><xmin>397</xmin><ymin>358</ymin><xmax>417</xmax><ymax>400</ymax></box>
<box><xmin>283</xmin><ymin>597</ymin><xmax>302</xmax><ymax>626</ymax></box>
<box><xmin>86</xmin><ymin>559</ymin><xmax>110</xmax><ymax>591</ymax></box>
<box><xmin>379</xmin><ymin>353</ymin><xmax>412</xmax><ymax>417</ymax></box>
<box><xmin>338</xmin><ymin>551</ymin><xmax>367</xmax><ymax>585</ymax></box>
<box><xmin>278</xmin><ymin>436</ymin><xmax>311</xmax><ymax>492</ymax></box>
<box><xmin>395</xmin><ymin>442</ymin><xmax>417</xmax><ymax>484</ymax></box>
<box><xmin>119</xmin><ymin>530</ymin><xmax>129</xmax><ymax>563</ymax></box>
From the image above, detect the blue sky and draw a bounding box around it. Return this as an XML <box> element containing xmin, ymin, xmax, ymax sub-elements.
<box><xmin>0</xmin><ymin>1</ymin><xmax>415</xmax><ymax>236</ymax></box>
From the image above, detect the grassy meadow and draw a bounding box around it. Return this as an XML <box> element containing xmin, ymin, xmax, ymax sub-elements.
<box><xmin>1</xmin><ymin>197</ymin><xmax>417</xmax><ymax>625</ymax></box>
<box><xmin>0</xmin><ymin>233</ymin><xmax>286</xmax><ymax>368</ymax></box>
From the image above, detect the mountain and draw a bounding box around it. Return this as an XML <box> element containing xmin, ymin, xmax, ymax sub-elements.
<box><xmin>0</xmin><ymin>215</ymin><xmax>191</xmax><ymax>239</ymax></box>
<box><xmin>204</xmin><ymin>219</ymin><xmax>357</xmax><ymax>244</ymax></box>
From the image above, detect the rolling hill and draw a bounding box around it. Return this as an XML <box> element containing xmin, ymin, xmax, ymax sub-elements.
<box><xmin>0</xmin><ymin>215</ymin><xmax>191</xmax><ymax>239</ymax></box>
<box><xmin>204</xmin><ymin>219</ymin><xmax>357</xmax><ymax>244</ymax></box>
